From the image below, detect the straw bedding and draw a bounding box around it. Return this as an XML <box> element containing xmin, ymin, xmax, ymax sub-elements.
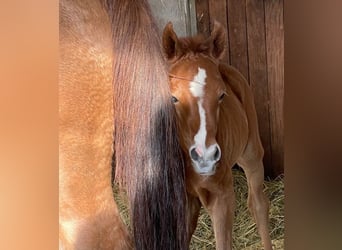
<box><xmin>113</xmin><ymin>169</ymin><xmax>284</xmax><ymax>249</ymax></box>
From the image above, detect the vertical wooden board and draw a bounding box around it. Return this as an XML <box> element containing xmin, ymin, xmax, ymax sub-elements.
<box><xmin>265</xmin><ymin>0</ymin><xmax>284</xmax><ymax>177</ymax></box>
<box><xmin>188</xmin><ymin>0</ymin><xmax>198</xmax><ymax>36</ymax></box>
<box><xmin>195</xmin><ymin>0</ymin><xmax>210</xmax><ymax>36</ymax></box>
<box><xmin>246</xmin><ymin>0</ymin><xmax>273</xmax><ymax>176</ymax></box>
<box><xmin>227</xmin><ymin>0</ymin><xmax>249</xmax><ymax>81</ymax></box>
<box><xmin>208</xmin><ymin>0</ymin><xmax>230</xmax><ymax>64</ymax></box>
<box><xmin>148</xmin><ymin>0</ymin><xmax>188</xmax><ymax>37</ymax></box>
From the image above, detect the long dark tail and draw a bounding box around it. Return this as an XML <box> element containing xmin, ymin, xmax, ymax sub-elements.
<box><xmin>104</xmin><ymin>1</ymin><xmax>187</xmax><ymax>249</ymax></box>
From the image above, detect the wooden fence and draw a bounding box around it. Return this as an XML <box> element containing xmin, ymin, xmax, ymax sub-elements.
<box><xmin>194</xmin><ymin>0</ymin><xmax>284</xmax><ymax>177</ymax></box>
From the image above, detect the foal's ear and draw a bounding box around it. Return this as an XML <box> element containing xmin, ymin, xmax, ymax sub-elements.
<box><xmin>162</xmin><ymin>22</ymin><xmax>180</xmax><ymax>60</ymax></box>
<box><xmin>208</xmin><ymin>21</ymin><xmax>227</xmax><ymax>60</ymax></box>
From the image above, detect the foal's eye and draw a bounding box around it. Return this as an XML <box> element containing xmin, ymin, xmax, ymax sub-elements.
<box><xmin>171</xmin><ymin>96</ymin><xmax>179</xmax><ymax>104</ymax></box>
<box><xmin>218</xmin><ymin>93</ymin><xmax>226</xmax><ymax>103</ymax></box>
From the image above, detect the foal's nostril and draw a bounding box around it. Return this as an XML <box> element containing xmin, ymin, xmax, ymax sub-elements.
<box><xmin>213</xmin><ymin>145</ymin><xmax>221</xmax><ymax>161</ymax></box>
<box><xmin>190</xmin><ymin>147</ymin><xmax>200</xmax><ymax>161</ymax></box>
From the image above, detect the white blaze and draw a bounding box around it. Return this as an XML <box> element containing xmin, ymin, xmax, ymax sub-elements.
<box><xmin>189</xmin><ymin>67</ymin><xmax>207</xmax><ymax>150</ymax></box>
<box><xmin>189</xmin><ymin>68</ymin><xmax>206</xmax><ymax>98</ymax></box>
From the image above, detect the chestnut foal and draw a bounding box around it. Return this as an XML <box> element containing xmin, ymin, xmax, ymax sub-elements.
<box><xmin>162</xmin><ymin>22</ymin><xmax>273</xmax><ymax>250</ymax></box>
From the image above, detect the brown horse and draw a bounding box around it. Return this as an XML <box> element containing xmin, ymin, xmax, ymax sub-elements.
<box><xmin>162</xmin><ymin>22</ymin><xmax>273</xmax><ymax>250</ymax></box>
<box><xmin>59</xmin><ymin>1</ymin><xmax>187</xmax><ymax>249</ymax></box>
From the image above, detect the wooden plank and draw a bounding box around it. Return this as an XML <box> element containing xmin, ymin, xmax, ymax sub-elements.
<box><xmin>208</xmin><ymin>0</ymin><xmax>230</xmax><ymax>64</ymax></box>
<box><xmin>246</xmin><ymin>0</ymin><xmax>273</xmax><ymax>177</ymax></box>
<box><xmin>148</xmin><ymin>0</ymin><xmax>188</xmax><ymax>37</ymax></box>
<box><xmin>265</xmin><ymin>0</ymin><xmax>284</xmax><ymax>177</ymax></box>
<box><xmin>188</xmin><ymin>0</ymin><xmax>198</xmax><ymax>36</ymax></box>
<box><xmin>195</xmin><ymin>0</ymin><xmax>210</xmax><ymax>36</ymax></box>
<box><xmin>227</xmin><ymin>0</ymin><xmax>249</xmax><ymax>81</ymax></box>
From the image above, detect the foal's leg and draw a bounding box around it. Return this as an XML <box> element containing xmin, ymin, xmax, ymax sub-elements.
<box><xmin>236</xmin><ymin>69</ymin><xmax>273</xmax><ymax>249</ymax></box>
<box><xmin>238</xmin><ymin>155</ymin><xmax>273</xmax><ymax>250</ymax></box>
<box><xmin>186</xmin><ymin>194</ymin><xmax>201</xmax><ymax>245</ymax></box>
<box><xmin>200</xmin><ymin>173</ymin><xmax>235</xmax><ymax>250</ymax></box>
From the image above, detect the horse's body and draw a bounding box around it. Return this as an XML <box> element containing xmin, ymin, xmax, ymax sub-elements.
<box><xmin>163</xmin><ymin>22</ymin><xmax>273</xmax><ymax>250</ymax></box>
<box><xmin>59</xmin><ymin>1</ymin><xmax>187</xmax><ymax>249</ymax></box>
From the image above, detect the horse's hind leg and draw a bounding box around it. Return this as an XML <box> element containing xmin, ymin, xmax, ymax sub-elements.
<box><xmin>59</xmin><ymin>88</ymin><xmax>132</xmax><ymax>250</ymax></box>
<box><xmin>238</xmin><ymin>148</ymin><xmax>273</xmax><ymax>250</ymax></box>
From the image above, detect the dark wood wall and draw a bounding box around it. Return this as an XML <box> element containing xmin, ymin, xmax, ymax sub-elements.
<box><xmin>194</xmin><ymin>0</ymin><xmax>284</xmax><ymax>178</ymax></box>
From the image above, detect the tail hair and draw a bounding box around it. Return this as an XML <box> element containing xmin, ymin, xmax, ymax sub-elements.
<box><xmin>105</xmin><ymin>1</ymin><xmax>188</xmax><ymax>249</ymax></box>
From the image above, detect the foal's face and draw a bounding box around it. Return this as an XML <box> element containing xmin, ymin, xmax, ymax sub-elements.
<box><xmin>170</xmin><ymin>57</ymin><xmax>226</xmax><ymax>175</ymax></box>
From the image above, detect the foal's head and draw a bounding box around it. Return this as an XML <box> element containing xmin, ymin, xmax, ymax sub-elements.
<box><xmin>163</xmin><ymin>22</ymin><xmax>228</xmax><ymax>176</ymax></box>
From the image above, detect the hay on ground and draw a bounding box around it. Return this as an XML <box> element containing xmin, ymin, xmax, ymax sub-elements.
<box><xmin>113</xmin><ymin>169</ymin><xmax>284</xmax><ymax>250</ymax></box>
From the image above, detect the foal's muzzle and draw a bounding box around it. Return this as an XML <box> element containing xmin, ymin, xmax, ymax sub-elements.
<box><xmin>189</xmin><ymin>143</ymin><xmax>221</xmax><ymax>175</ymax></box>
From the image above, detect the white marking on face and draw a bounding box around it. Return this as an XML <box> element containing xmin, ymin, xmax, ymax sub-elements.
<box><xmin>189</xmin><ymin>67</ymin><xmax>207</xmax><ymax>98</ymax></box>
<box><xmin>189</xmin><ymin>67</ymin><xmax>207</xmax><ymax>151</ymax></box>
<box><xmin>194</xmin><ymin>103</ymin><xmax>207</xmax><ymax>152</ymax></box>
<box><xmin>188</xmin><ymin>68</ymin><xmax>221</xmax><ymax>175</ymax></box>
